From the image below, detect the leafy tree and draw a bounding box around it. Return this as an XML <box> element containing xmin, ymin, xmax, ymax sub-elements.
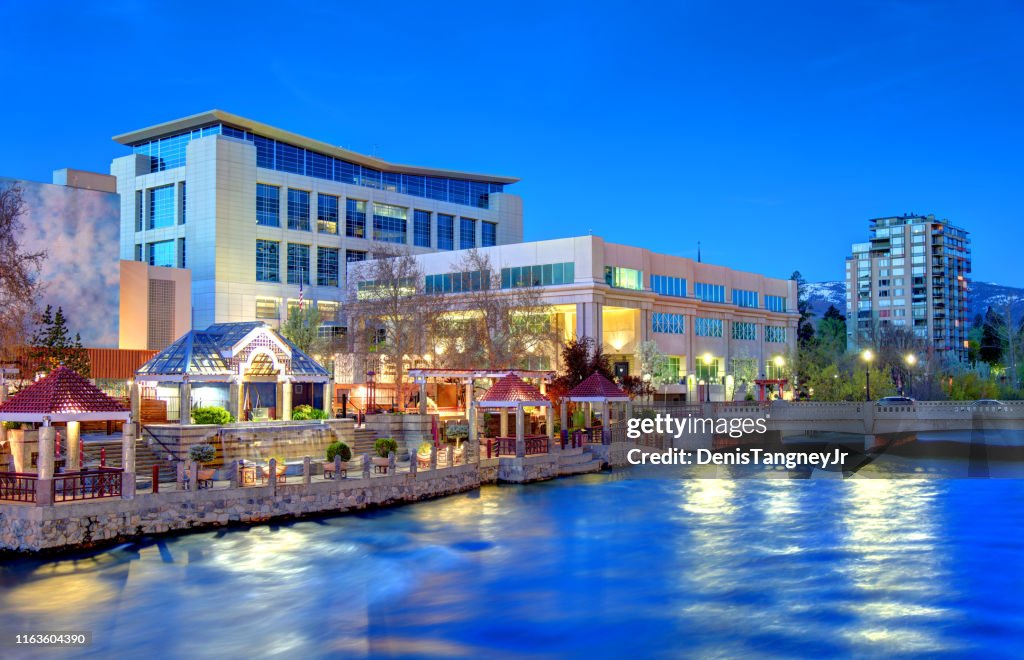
<box><xmin>548</xmin><ymin>336</ymin><xmax>614</xmax><ymax>403</ymax></box>
<box><xmin>791</xmin><ymin>270</ymin><xmax>815</xmax><ymax>346</ymax></box>
<box><xmin>0</xmin><ymin>184</ymin><xmax>47</xmax><ymax>361</ymax></box>
<box><xmin>29</xmin><ymin>305</ymin><xmax>90</xmax><ymax>377</ymax></box>
<box><xmin>281</xmin><ymin>303</ymin><xmax>324</xmax><ymax>357</ymax></box>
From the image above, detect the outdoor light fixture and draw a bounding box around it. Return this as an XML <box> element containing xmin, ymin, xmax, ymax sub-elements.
<box><xmin>861</xmin><ymin>349</ymin><xmax>874</xmax><ymax>400</ymax></box>
<box><xmin>701</xmin><ymin>353</ymin><xmax>713</xmax><ymax>365</ymax></box>
<box><xmin>904</xmin><ymin>353</ymin><xmax>917</xmax><ymax>397</ymax></box>
<box><xmin>773</xmin><ymin>355</ymin><xmax>785</xmax><ymax>368</ymax></box>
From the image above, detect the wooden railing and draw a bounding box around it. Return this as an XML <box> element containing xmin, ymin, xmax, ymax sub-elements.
<box><xmin>482</xmin><ymin>436</ymin><xmax>549</xmax><ymax>458</ymax></box>
<box><xmin>53</xmin><ymin>468</ymin><xmax>123</xmax><ymax>502</ymax></box>
<box><xmin>0</xmin><ymin>472</ymin><xmax>37</xmax><ymax>503</ymax></box>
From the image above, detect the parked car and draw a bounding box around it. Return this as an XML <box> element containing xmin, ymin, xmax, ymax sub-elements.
<box><xmin>877</xmin><ymin>396</ymin><xmax>915</xmax><ymax>405</ymax></box>
<box><xmin>972</xmin><ymin>399</ymin><xmax>1005</xmax><ymax>407</ymax></box>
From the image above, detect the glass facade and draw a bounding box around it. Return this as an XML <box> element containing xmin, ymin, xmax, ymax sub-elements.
<box><xmin>255</xmin><ymin>297</ymin><xmax>279</xmax><ymax>319</ymax></box>
<box><xmin>765</xmin><ymin>326</ymin><xmax>787</xmax><ymax>343</ymax></box>
<box><xmin>695</xmin><ymin>317</ymin><xmax>724</xmax><ymax>337</ymax></box>
<box><xmin>694</xmin><ymin>282</ymin><xmax>726</xmax><ymax>303</ymax></box>
<box><xmin>373</xmin><ymin>203</ymin><xmax>407</xmax><ymax>243</ymax></box>
<box><xmin>317</xmin><ymin>247</ymin><xmax>339</xmax><ymax>287</ymax></box>
<box><xmin>460</xmin><ymin>217</ymin><xmax>476</xmax><ymax>249</ymax></box>
<box><xmin>287</xmin><ymin>189</ymin><xmax>310</xmax><ymax>231</ymax></box>
<box><xmin>147</xmin><ymin>240</ymin><xmax>175</xmax><ymax>268</ymax></box>
<box><xmin>652</xmin><ymin>312</ymin><xmax>685</xmax><ymax>334</ymax></box>
<box><xmin>732</xmin><ymin>289</ymin><xmax>759</xmax><ymax>308</ymax></box>
<box><xmin>425</xmin><ymin>270</ymin><xmax>489</xmax><ymax>294</ymax></box>
<box><xmin>346</xmin><ymin>199</ymin><xmax>367</xmax><ymax>238</ymax></box>
<box><xmin>437</xmin><ymin>214</ymin><xmax>455</xmax><ymax>250</ymax></box>
<box><xmin>482</xmin><ymin>221</ymin><xmax>497</xmax><ymax>247</ymax></box>
<box><xmin>256</xmin><ymin>240</ymin><xmax>280</xmax><ymax>282</ymax></box>
<box><xmin>346</xmin><ymin>250</ymin><xmax>367</xmax><ymax>263</ymax></box>
<box><xmin>148</xmin><ymin>185</ymin><xmax>175</xmax><ymax>229</ymax></box>
<box><xmin>135</xmin><ymin>191</ymin><xmax>143</xmax><ymax>231</ymax></box>
<box><xmin>413</xmin><ymin>210</ymin><xmax>431</xmax><ymax>248</ymax></box>
<box><xmin>651</xmin><ymin>275</ymin><xmax>686</xmax><ymax>297</ymax></box>
<box><xmin>287</xmin><ymin>244</ymin><xmax>310</xmax><ymax>285</ymax></box>
<box><xmin>317</xmin><ymin>193</ymin><xmax>338</xmax><ymax>234</ymax></box>
<box><xmin>501</xmin><ymin>262</ymin><xmax>574</xmax><ymax>288</ymax></box>
<box><xmin>604</xmin><ymin>267</ymin><xmax>643</xmax><ymax>290</ymax></box>
<box><xmin>765</xmin><ymin>295</ymin><xmax>787</xmax><ymax>312</ymax></box>
<box><xmin>132</xmin><ymin>124</ymin><xmax>221</xmax><ymax>171</ymax></box>
<box><xmin>732</xmin><ymin>321</ymin><xmax>757</xmax><ymax>341</ymax></box>
<box><xmin>256</xmin><ymin>184</ymin><xmax>280</xmax><ymax>227</ymax></box>
<box><xmin>180</xmin><ymin>182</ymin><xmax>186</xmax><ymax>224</ymax></box>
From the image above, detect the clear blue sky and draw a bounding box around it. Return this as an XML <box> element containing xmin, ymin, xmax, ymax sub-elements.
<box><xmin>2</xmin><ymin>1</ymin><xmax>1021</xmax><ymax>284</ymax></box>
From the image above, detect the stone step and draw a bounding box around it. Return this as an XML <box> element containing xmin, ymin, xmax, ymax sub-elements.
<box><xmin>558</xmin><ymin>451</ymin><xmax>596</xmax><ymax>467</ymax></box>
<box><xmin>559</xmin><ymin>459</ymin><xmax>604</xmax><ymax>475</ymax></box>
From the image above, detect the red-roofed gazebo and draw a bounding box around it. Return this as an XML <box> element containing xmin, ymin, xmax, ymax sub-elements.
<box><xmin>560</xmin><ymin>372</ymin><xmax>631</xmax><ymax>447</ymax></box>
<box><xmin>477</xmin><ymin>374</ymin><xmax>552</xmax><ymax>458</ymax></box>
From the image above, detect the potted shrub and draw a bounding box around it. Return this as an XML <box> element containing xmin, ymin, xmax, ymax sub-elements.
<box><xmin>324</xmin><ymin>441</ymin><xmax>351</xmax><ymax>479</ymax></box>
<box><xmin>192</xmin><ymin>406</ymin><xmax>233</xmax><ymax>425</ymax></box>
<box><xmin>416</xmin><ymin>441</ymin><xmax>433</xmax><ymax>469</ymax></box>
<box><xmin>187</xmin><ymin>443</ymin><xmax>217</xmax><ymax>487</ymax></box>
<box><xmin>373</xmin><ymin>437</ymin><xmax>398</xmax><ymax>472</ymax></box>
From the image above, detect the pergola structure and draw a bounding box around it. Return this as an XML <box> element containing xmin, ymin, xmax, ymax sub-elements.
<box><xmin>561</xmin><ymin>373</ymin><xmax>631</xmax><ymax>444</ymax></box>
<box><xmin>475</xmin><ymin>374</ymin><xmax>553</xmax><ymax>458</ymax></box>
<box><xmin>135</xmin><ymin>322</ymin><xmax>330</xmax><ymax>423</ymax></box>
<box><xmin>0</xmin><ymin>366</ymin><xmax>131</xmax><ymax>477</ymax></box>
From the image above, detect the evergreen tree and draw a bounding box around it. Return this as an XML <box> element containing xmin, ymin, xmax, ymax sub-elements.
<box><xmin>29</xmin><ymin>305</ymin><xmax>90</xmax><ymax>377</ymax></box>
<box><xmin>790</xmin><ymin>270</ymin><xmax>815</xmax><ymax>346</ymax></box>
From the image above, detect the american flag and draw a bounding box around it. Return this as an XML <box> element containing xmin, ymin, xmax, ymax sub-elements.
<box><xmin>297</xmin><ymin>281</ymin><xmax>304</xmax><ymax>311</ymax></box>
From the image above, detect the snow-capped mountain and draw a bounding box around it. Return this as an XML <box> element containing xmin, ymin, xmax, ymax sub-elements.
<box><xmin>804</xmin><ymin>280</ymin><xmax>1024</xmax><ymax>323</ymax></box>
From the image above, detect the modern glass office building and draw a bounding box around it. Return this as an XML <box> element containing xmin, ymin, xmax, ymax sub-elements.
<box><xmin>112</xmin><ymin>110</ymin><xmax>523</xmax><ymax>330</ymax></box>
<box><xmin>845</xmin><ymin>214</ymin><xmax>971</xmax><ymax>361</ymax></box>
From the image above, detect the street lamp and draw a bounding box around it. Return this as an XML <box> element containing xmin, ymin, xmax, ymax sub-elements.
<box><xmin>701</xmin><ymin>353</ymin><xmax>714</xmax><ymax>402</ymax></box>
<box><xmin>772</xmin><ymin>355</ymin><xmax>786</xmax><ymax>400</ymax></box>
<box><xmin>861</xmin><ymin>349</ymin><xmax>874</xmax><ymax>401</ymax></box>
<box><xmin>904</xmin><ymin>353</ymin><xmax>917</xmax><ymax>397</ymax></box>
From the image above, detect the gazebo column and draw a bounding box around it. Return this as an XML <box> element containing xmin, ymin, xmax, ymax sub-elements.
<box><xmin>179</xmin><ymin>378</ymin><xmax>192</xmax><ymax>425</ymax></box>
<box><xmin>129</xmin><ymin>379</ymin><xmax>141</xmax><ymax>423</ymax></box>
<box><xmin>419</xmin><ymin>379</ymin><xmax>427</xmax><ymax>415</ymax></box>
<box><xmin>467</xmin><ymin>402</ymin><xmax>477</xmax><ymax>461</ymax></box>
<box><xmin>515</xmin><ymin>404</ymin><xmax>525</xmax><ymax>458</ymax></box>
<box><xmin>464</xmin><ymin>380</ymin><xmax>473</xmax><ymax>415</ymax></box>
<box><xmin>585</xmin><ymin>402</ymin><xmax>593</xmax><ymax>428</ymax></box>
<box><xmin>36</xmin><ymin>420</ymin><xmax>55</xmax><ymax>506</ymax></box>
<box><xmin>230</xmin><ymin>379</ymin><xmax>244</xmax><ymax>422</ymax></box>
<box><xmin>324</xmin><ymin>380</ymin><xmax>334</xmax><ymax>416</ymax></box>
<box><xmin>560</xmin><ymin>400</ymin><xmax>568</xmax><ymax>435</ymax></box>
<box><xmin>499</xmin><ymin>408</ymin><xmax>509</xmax><ymax>438</ymax></box>
<box><xmin>546</xmin><ymin>405</ymin><xmax>554</xmax><ymax>442</ymax></box>
<box><xmin>602</xmin><ymin>400</ymin><xmax>611</xmax><ymax>442</ymax></box>
<box><xmin>122</xmin><ymin>422</ymin><xmax>137</xmax><ymax>499</ymax></box>
<box><xmin>282</xmin><ymin>379</ymin><xmax>293</xmax><ymax>420</ymax></box>
<box><xmin>66</xmin><ymin>421</ymin><xmax>81</xmax><ymax>471</ymax></box>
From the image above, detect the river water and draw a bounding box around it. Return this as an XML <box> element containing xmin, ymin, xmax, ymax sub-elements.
<box><xmin>2</xmin><ymin>464</ymin><xmax>1022</xmax><ymax>658</ymax></box>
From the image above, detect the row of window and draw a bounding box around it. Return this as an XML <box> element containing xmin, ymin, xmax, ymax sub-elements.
<box><xmin>652</xmin><ymin>312</ymin><xmax>685</xmax><ymax>334</ymax></box>
<box><xmin>650</xmin><ymin>274</ymin><xmax>687</xmax><ymax>298</ymax></box>
<box><xmin>254</xmin><ymin>184</ymin><xmax>496</xmax><ymax>249</ymax></box>
<box><xmin>764</xmin><ymin>326</ymin><xmax>787</xmax><ymax>343</ymax></box>
<box><xmin>694</xmin><ymin>282</ymin><xmax>726</xmax><ymax>303</ymax></box>
<box><xmin>256</xmin><ymin>240</ymin><xmax>367</xmax><ymax>286</ymax></box>
<box><xmin>732</xmin><ymin>289</ymin><xmax>758</xmax><ymax>308</ymax></box>
<box><xmin>649</xmin><ymin>315</ymin><xmax>788</xmax><ymax>343</ymax></box>
<box><xmin>425</xmin><ymin>270</ymin><xmax>489</xmax><ymax>294</ymax></box>
<box><xmin>132</xmin><ymin>123</ymin><xmax>506</xmax><ymax>209</ymax></box>
<box><xmin>694</xmin><ymin>317</ymin><xmax>724</xmax><ymax>337</ymax></box>
<box><xmin>604</xmin><ymin>266</ymin><xmax>643</xmax><ymax>290</ymax></box>
<box><xmin>135</xmin><ymin>238</ymin><xmax>186</xmax><ymax>269</ymax></box>
<box><xmin>255</xmin><ymin>297</ymin><xmax>341</xmax><ymax>323</ymax></box>
<box><xmin>501</xmin><ymin>262</ymin><xmax>575</xmax><ymax>289</ymax></box>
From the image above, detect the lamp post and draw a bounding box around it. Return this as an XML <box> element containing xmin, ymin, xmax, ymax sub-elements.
<box><xmin>773</xmin><ymin>355</ymin><xmax>786</xmax><ymax>399</ymax></box>
<box><xmin>701</xmin><ymin>353</ymin><xmax>714</xmax><ymax>402</ymax></box>
<box><xmin>861</xmin><ymin>349</ymin><xmax>874</xmax><ymax>401</ymax></box>
<box><xmin>904</xmin><ymin>353</ymin><xmax>917</xmax><ymax>398</ymax></box>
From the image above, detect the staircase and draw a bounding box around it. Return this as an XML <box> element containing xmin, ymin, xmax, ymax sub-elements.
<box><xmin>557</xmin><ymin>446</ymin><xmax>603</xmax><ymax>475</ymax></box>
<box><xmin>350</xmin><ymin>428</ymin><xmax>378</xmax><ymax>457</ymax></box>
<box><xmin>81</xmin><ymin>438</ymin><xmax>176</xmax><ymax>484</ymax></box>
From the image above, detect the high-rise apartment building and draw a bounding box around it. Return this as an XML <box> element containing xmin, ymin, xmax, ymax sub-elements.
<box><xmin>111</xmin><ymin>111</ymin><xmax>523</xmax><ymax>330</ymax></box>
<box><xmin>845</xmin><ymin>214</ymin><xmax>971</xmax><ymax>360</ymax></box>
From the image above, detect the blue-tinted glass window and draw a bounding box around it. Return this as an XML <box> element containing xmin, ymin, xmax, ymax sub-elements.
<box><xmin>178</xmin><ymin>237</ymin><xmax>186</xmax><ymax>268</ymax></box>
<box><xmin>256</xmin><ymin>184</ymin><xmax>280</xmax><ymax>227</ymax></box>
<box><xmin>254</xmin><ymin>135</ymin><xmax>275</xmax><ymax>168</ymax></box>
<box><xmin>346</xmin><ymin>199</ymin><xmax>367</xmax><ymax>238</ymax></box>
<box><xmin>134</xmin><ymin>191</ymin><xmax>143</xmax><ymax>231</ymax></box>
<box><xmin>308</xmin><ymin>152</ymin><xmax>331</xmax><ymax>179</ymax></box>
<box><xmin>276</xmin><ymin>142</ymin><xmax>305</xmax><ymax>174</ymax></box>
<box><xmin>470</xmin><ymin>182</ymin><xmax>490</xmax><ymax>209</ymax></box>
<box><xmin>373</xmin><ymin>203</ymin><xmax>407</xmax><ymax>243</ymax></box>
<box><xmin>287</xmin><ymin>189</ymin><xmax>310</xmax><ymax>231</ymax></box>
<box><xmin>334</xmin><ymin>159</ymin><xmax>359</xmax><ymax>185</ymax></box>
<box><xmin>765</xmin><ymin>295</ymin><xmax>787</xmax><ymax>312</ymax></box>
<box><xmin>413</xmin><ymin>210</ymin><xmax>431</xmax><ymax>248</ymax></box>
<box><xmin>500</xmin><ymin>262</ymin><xmax>574</xmax><ymax>288</ymax></box>
<box><xmin>765</xmin><ymin>326</ymin><xmax>787</xmax><ymax>343</ymax></box>
<box><xmin>317</xmin><ymin>247</ymin><xmax>339</xmax><ymax>287</ymax></box>
<box><xmin>317</xmin><ymin>193</ymin><xmax>338</xmax><ymax>234</ymax></box>
<box><xmin>732</xmin><ymin>288</ymin><xmax>759</xmax><ymax>308</ymax></box>
<box><xmin>362</xmin><ymin>168</ymin><xmax>383</xmax><ymax>190</ymax></box>
<box><xmin>695</xmin><ymin>282</ymin><xmax>726</xmax><ymax>303</ymax></box>
<box><xmin>460</xmin><ymin>217</ymin><xmax>476</xmax><ymax>249</ymax></box>
<box><xmin>426</xmin><ymin>177</ymin><xmax>448</xmax><ymax>201</ymax></box>
<box><xmin>346</xmin><ymin>250</ymin><xmax>366</xmax><ymax>262</ymax></box>
<box><xmin>148</xmin><ymin>185</ymin><xmax>175</xmax><ymax>229</ymax></box>
<box><xmin>732</xmin><ymin>322</ymin><xmax>757</xmax><ymax>340</ymax></box>
<box><xmin>482</xmin><ymin>221</ymin><xmax>497</xmax><ymax>247</ymax></box>
<box><xmin>222</xmin><ymin>125</ymin><xmax>246</xmax><ymax>140</ymax></box>
<box><xmin>402</xmin><ymin>175</ymin><xmax>425</xmax><ymax>197</ymax></box>
<box><xmin>180</xmin><ymin>182</ymin><xmax>186</xmax><ymax>224</ymax></box>
<box><xmin>382</xmin><ymin>172</ymin><xmax>401</xmax><ymax>192</ymax></box>
<box><xmin>695</xmin><ymin>317</ymin><xmax>724</xmax><ymax>337</ymax></box>
<box><xmin>437</xmin><ymin>214</ymin><xmax>454</xmax><ymax>250</ymax></box>
<box><xmin>652</xmin><ymin>312</ymin><xmax>685</xmax><ymax>334</ymax></box>
<box><xmin>652</xmin><ymin>274</ymin><xmax>686</xmax><ymax>298</ymax></box>
<box><xmin>147</xmin><ymin>240</ymin><xmax>175</xmax><ymax>268</ymax></box>
<box><xmin>287</xmin><ymin>243</ymin><xmax>310</xmax><ymax>284</ymax></box>
<box><xmin>449</xmin><ymin>180</ymin><xmax>470</xmax><ymax>206</ymax></box>
<box><xmin>256</xmin><ymin>240</ymin><xmax>280</xmax><ymax>282</ymax></box>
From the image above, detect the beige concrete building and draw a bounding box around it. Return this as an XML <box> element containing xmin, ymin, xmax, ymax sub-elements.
<box><xmin>845</xmin><ymin>214</ymin><xmax>971</xmax><ymax>361</ymax></box>
<box><xmin>119</xmin><ymin>260</ymin><xmax>192</xmax><ymax>351</ymax></box>
<box><xmin>354</xmin><ymin>236</ymin><xmax>798</xmax><ymax>400</ymax></box>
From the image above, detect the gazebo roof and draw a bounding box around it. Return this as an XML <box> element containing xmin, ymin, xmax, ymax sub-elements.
<box><xmin>0</xmin><ymin>366</ymin><xmax>130</xmax><ymax>422</ymax></box>
<box><xmin>477</xmin><ymin>374</ymin><xmax>550</xmax><ymax>408</ymax></box>
<box><xmin>565</xmin><ymin>373</ymin><xmax>630</xmax><ymax>402</ymax></box>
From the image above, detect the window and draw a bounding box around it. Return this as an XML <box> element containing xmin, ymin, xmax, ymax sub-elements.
<box><xmin>732</xmin><ymin>321</ymin><xmax>756</xmax><ymax>340</ymax></box>
<box><xmin>148</xmin><ymin>185</ymin><xmax>175</xmax><ymax>229</ymax></box>
<box><xmin>256</xmin><ymin>184</ymin><xmax>280</xmax><ymax>227</ymax></box>
<box><xmin>766</xmin><ymin>359</ymin><xmax>786</xmax><ymax>379</ymax></box>
<box><xmin>437</xmin><ymin>213</ymin><xmax>454</xmax><ymax>250</ymax></box>
<box><xmin>651</xmin><ymin>275</ymin><xmax>686</xmax><ymax>297</ymax></box>
<box><xmin>287</xmin><ymin>244</ymin><xmax>310</xmax><ymax>285</ymax></box>
<box><xmin>694</xmin><ymin>282</ymin><xmax>726</xmax><ymax>303</ymax></box>
<box><xmin>287</xmin><ymin>189</ymin><xmax>310</xmax><ymax>231</ymax></box>
<box><xmin>765</xmin><ymin>326</ymin><xmax>787</xmax><ymax>343</ymax></box>
<box><xmin>604</xmin><ymin>266</ymin><xmax>643</xmax><ymax>290</ymax></box>
<box><xmin>732</xmin><ymin>289</ymin><xmax>758</xmax><ymax>308</ymax></box>
<box><xmin>256</xmin><ymin>298</ymin><xmax>280</xmax><ymax>319</ymax></box>
<box><xmin>460</xmin><ymin>217</ymin><xmax>476</xmax><ymax>248</ymax></box>
<box><xmin>135</xmin><ymin>191</ymin><xmax>143</xmax><ymax>232</ymax></box>
<box><xmin>694</xmin><ymin>317</ymin><xmax>723</xmax><ymax>337</ymax></box>
<box><xmin>482</xmin><ymin>221</ymin><xmax>497</xmax><ymax>247</ymax></box>
<box><xmin>147</xmin><ymin>240</ymin><xmax>175</xmax><ymax>267</ymax></box>
<box><xmin>658</xmin><ymin>356</ymin><xmax>682</xmax><ymax>383</ymax></box>
<box><xmin>373</xmin><ymin>203</ymin><xmax>407</xmax><ymax>243</ymax></box>
<box><xmin>425</xmin><ymin>270</ymin><xmax>489</xmax><ymax>294</ymax></box>
<box><xmin>346</xmin><ymin>250</ymin><xmax>367</xmax><ymax>263</ymax></box>
<box><xmin>501</xmin><ymin>262</ymin><xmax>574</xmax><ymax>288</ymax></box>
<box><xmin>179</xmin><ymin>182</ymin><xmax>186</xmax><ymax>224</ymax></box>
<box><xmin>178</xmin><ymin>237</ymin><xmax>186</xmax><ymax>268</ymax></box>
<box><xmin>317</xmin><ymin>247</ymin><xmax>339</xmax><ymax>287</ymax></box>
<box><xmin>134</xmin><ymin>244</ymin><xmax>142</xmax><ymax>262</ymax></box>
<box><xmin>346</xmin><ymin>199</ymin><xmax>367</xmax><ymax>238</ymax></box>
<box><xmin>414</xmin><ymin>210</ymin><xmax>431</xmax><ymax>248</ymax></box>
<box><xmin>256</xmin><ymin>240</ymin><xmax>280</xmax><ymax>282</ymax></box>
<box><xmin>317</xmin><ymin>193</ymin><xmax>338</xmax><ymax>234</ymax></box>
<box><xmin>276</xmin><ymin>142</ymin><xmax>304</xmax><ymax>175</ymax></box>
<box><xmin>652</xmin><ymin>312</ymin><xmax>685</xmax><ymax>334</ymax></box>
<box><xmin>695</xmin><ymin>359</ymin><xmax>720</xmax><ymax>382</ymax></box>
<box><xmin>765</xmin><ymin>295</ymin><xmax>787</xmax><ymax>312</ymax></box>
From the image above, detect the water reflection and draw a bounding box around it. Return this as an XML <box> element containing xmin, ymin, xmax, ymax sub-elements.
<box><xmin>0</xmin><ymin>468</ymin><xmax>1021</xmax><ymax>658</ymax></box>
